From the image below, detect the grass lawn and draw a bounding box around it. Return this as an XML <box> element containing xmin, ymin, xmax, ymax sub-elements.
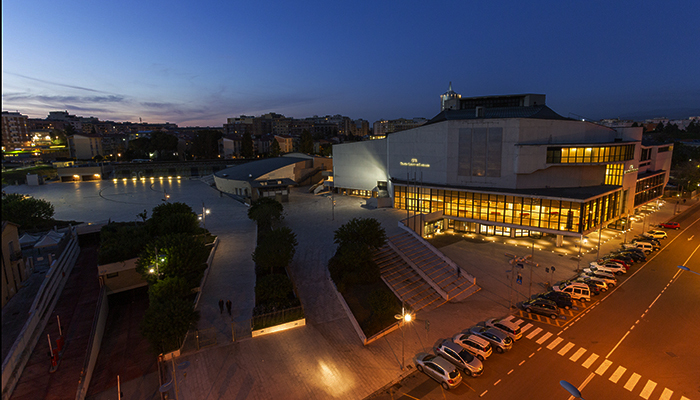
<box><xmin>342</xmin><ymin>280</ymin><xmax>402</xmax><ymax>338</ymax></box>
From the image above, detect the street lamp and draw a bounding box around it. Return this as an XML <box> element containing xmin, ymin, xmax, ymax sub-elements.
<box><xmin>200</xmin><ymin>202</ymin><xmax>211</xmax><ymax>228</ymax></box>
<box><xmin>678</xmin><ymin>265</ymin><xmax>700</xmax><ymax>276</ymax></box>
<box><xmin>149</xmin><ymin>251</ymin><xmax>166</xmax><ymax>278</ymax></box>
<box><xmin>560</xmin><ymin>380</ymin><xmax>586</xmax><ymax>399</ymax></box>
<box><xmin>394</xmin><ymin>307</ymin><xmax>413</xmax><ymax>370</ymax></box>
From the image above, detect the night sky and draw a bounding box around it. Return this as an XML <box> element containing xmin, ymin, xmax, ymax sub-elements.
<box><xmin>3</xmin><ymin>0</ymin><xmax>699</xmax><ymax>127</ymax></box>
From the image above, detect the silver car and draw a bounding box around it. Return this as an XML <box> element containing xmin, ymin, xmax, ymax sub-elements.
<box><xmin>414</xmin><ymin>353</ymin><xmax>463</xmax><ymax>390</ymax></box>
<box><xmin>468</xmin><ymin>326</ymin><xmax>513</xmax><ymax>353</ymax></box>
<box><xmin>435</xmin><ymin>340</ymin><xmax>484</xmax><ymax>377</ymax></box>
<box><xmin>452</xmin><ymin>333</ymin><xmax>493</xmax><ymax>361</ymax></box>
<box><xmin>484</xmin><ymin>318</ymin><xmax>522</xmax><ymax>341</ymax></box>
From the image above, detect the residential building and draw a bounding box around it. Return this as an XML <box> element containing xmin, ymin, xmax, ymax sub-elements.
<box><xmin>332</xmin><ymin>90</ymin><xmax>673</xmax><ymax>244</ymax></box>
<box><xmin>2</xmin><ymin>111</ymin><xmax>30</xmax><ymax>147</ymax></box>
<box><xmin>68</xmin><ymin>134</ymin><xmax>104</xmax><ymax>160</ymax></box>
<box><xmin>373</xmin><ymin>117</ymin><xmax>428</xmax><ymax>136</ymax></box>
<box><xmin>274</xmin><ymin>135</ymin><xmax>294</xmax><ymax>153</ymax></box>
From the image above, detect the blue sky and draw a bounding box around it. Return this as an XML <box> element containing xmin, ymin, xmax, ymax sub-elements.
<box><xmin>3</xmin><ymin>0</ymin><xmax>699</xmax><ymax>127</ymax></box>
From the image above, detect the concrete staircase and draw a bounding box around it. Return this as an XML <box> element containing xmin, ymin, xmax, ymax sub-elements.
<box><xmin>388</xmin><ymin>231</ymin><xmax>479</xmax><ymax>301</ymax></box>
<box><xmin>374</xmin><ymin>245</ymin><xmax>444</xmax><ymax>312</ymax></box>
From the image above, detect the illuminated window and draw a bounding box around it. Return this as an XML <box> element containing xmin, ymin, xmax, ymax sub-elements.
<box><xmin>605</xmin><ymin>164</ymin><xmax>624</xmax><ymax>185</ymax></box>
<box><xmin>547</xmin><ymin>144</ymin><xmax>634</xmax><ymax>164</ymax></box>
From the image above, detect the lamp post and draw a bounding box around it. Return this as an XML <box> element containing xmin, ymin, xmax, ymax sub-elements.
<box><xmin>201</xmin><ymin>202</ymin><xmax>210</xmax><ymax>228</ymax></box>
<box><xmin>560</xmin><ymin>380</ymin><xmax>586</xmax><ymax>399</ymax></box>
<box><xmin>394</xmin><ymin>306</ymin><xmax>413</xmax><ymax>370</ymax></box>
<box><xmin>678</xmin><ymin>265</ymin><xmax>700</xmax><ymax>276</ymax></box>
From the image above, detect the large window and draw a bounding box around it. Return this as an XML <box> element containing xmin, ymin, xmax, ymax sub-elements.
<box><xmin>605</xmin><ymin>164</ymin><xmax>624</xmax><ymax>186</ymax></box>
<box><xmin>634</xmin><ymin>173</ymin><xmax>665</xmax><ymax>206</ymax></box>
<box><xmin>547</xmin><ymin>144</ymin><xmax>635</xmax><ymax>164</ymax></box>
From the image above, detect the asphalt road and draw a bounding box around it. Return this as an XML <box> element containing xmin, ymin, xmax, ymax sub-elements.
<box><xmin>374</xmin><ymin>203</ymin><xmax>700</xmax><ymax>400</ymax></box>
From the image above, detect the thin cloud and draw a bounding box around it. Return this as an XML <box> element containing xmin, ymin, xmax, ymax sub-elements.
<box><xmin>4</xmin><ymin>72</ymin><xmax>108</xmax><ymax>93</ymax></box>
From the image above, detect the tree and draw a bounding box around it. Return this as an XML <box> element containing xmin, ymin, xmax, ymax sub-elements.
<box><xmin>299</xmin><ymin>130</ymin><xmax>314</xmax><ymax>154</ymax></box>
<box><xmin>328</xmin><ymin>218</ymin><xmax>386</xmax><ymax>288</ymax></box>
<box><xmin>189</xmin><ymin>130</ymin><xmax>222</xmax><ymax>159</ymax></box>
<box><xmin>148</xmin><ymin>202</ymin><xmax>200</xmax><ymax>236</ymax></box>
<box><xmin>270</xmin><ymin>139</ymin><xmax>281</xmax><ymax>157</ymax></box>
<box><xmin>248</xmin><ymin>197</ymin><xmax>284</xmax><ymax>234</ymax></box>
<box><xmin>136</xmin><ymin>233</ymin><xmax>209</xmax><ymax>285</ymax></box>
<box><xmin>2</xmin><ymin>193</ymin><xmax>55</xmax><ymax>229</ymax></box>
<box><xmin>149</xmin><ymin>277</ymin><xmax>191</xmax><ymax>304</ymax></box>
<box><xmin>631</xmin><ymin>122</ymin><xmax>639</xmax><ymax>127</ymax></box>
<box><xmin>255</xmin><ymin>274</ymin><xmax>294</xmax><ymax>307</ymax></box>
<box><xmin>140</xmin><ymin>296</ymin><xmax>199</xmax><ymax>354</ymax></box>
<box><xmin>242</xmin><ymin>132</ymin><xmax>254</xmax><ymax>158</ymax></box>
<box><xmin>252</xmin><ymin>227</ymin><xmax>297</xmax><ymax>275</ymax></box>
<box><xmin>333</xmin><ymin>217</ymin><xmax>386</xmax><ymax>250</ymax></box>
<box><xmin>655</xmin><ymin>122</ymin><xmax>665</xmax><ymax>132</ymax></box>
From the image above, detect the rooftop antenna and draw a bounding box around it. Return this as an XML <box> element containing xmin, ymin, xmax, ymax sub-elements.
<box><xmin>139</xmin><ymin>117</ymin><xmax>142</xmax><ymax>123</ymax></box>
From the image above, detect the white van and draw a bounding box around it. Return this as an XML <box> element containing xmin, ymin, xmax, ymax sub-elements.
<box><xmin>553</xmin><ymin>282</ymin><xmax>591</xmax><ymax>301</ymax></box>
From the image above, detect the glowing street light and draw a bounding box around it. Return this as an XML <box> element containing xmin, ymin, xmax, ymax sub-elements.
<box><xmin>394</xmin><ymin>307</ymin><xmax>414</xmax><ymax>370</ymax></box>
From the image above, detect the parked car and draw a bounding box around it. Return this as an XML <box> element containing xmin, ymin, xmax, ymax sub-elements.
<box><xmin>521</xmin><ymin>298</ymin><xmax>560</xmax><ymax>319</ymax></box>
<box><xmin>618</xmin><ymin>250</ymin><xmax>646</xmax><ymax>262</ymax></box>
<box><xmin>580</xmin><ymin>271</ymin><xmax>617</xmax><ymax>287</ymax></box>
<box><xmin>574</xmin><ymin>277</ymin><xmax>606</xmax><ymax>294</ymax></box>
<box><xmin>414</xmin><ymin>353</ymin><xmax>463</xmax><ymax>390</ymax></box>
<box><xmin>452</xmin><ymin>334</ymin><xmax>493</xmax><ymax>361</ymax></box>
<box><xmin>659</xmin><ymin>221</ymin><xmax>680</xmax><ymax>230</ymax></box>
<box><xmin>467</xmin><ymin>326</ymin><xmax>513</xmax><ymax>353</ymax></box>
<box><xmin>534</xmin><ymin>291</ymin><xmax>573</xmax><ymax>309</ymax></box>
<box><xmin>586</xmin><ymin>263</ymin><xmax>625</xmax><ymax>275</ymax></box>
<box><xmin>553</xmin><ymin>281</ymin><xmax>592</xmax><ymax>301</ymax></box>
<box><xmin>600</xmin><ymin>257</ymin><xmax>630</xmax><ymax>270</ymax></box>
<box><xmin>643</xmin><ymin>230</ymin><xmax>667</xmax><ymax>239</ymax></box>
<box><xmin>484</xmin><ymin>318</ymin><xmax>523</xmax><ymax>341</ymax></box>
<box><xmin>435</xmin><ymin>340</ymin><xmax>484</xmax><ymax>377</ymax></box>
<box><xmin>635</xmin><ymin>237</ymin><xmax>661</xmax><ymax>246</ymax></box>
<box><xmin>605</xmin><ymin>253</ymin><xmax>635</xmax><ymax>265</ymax></box>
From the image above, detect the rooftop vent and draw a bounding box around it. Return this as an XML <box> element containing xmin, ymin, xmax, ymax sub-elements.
<box><xmin>475</xmin><ymin>106</ymin><xmax>485</xmax><ymax>118</ymax></box>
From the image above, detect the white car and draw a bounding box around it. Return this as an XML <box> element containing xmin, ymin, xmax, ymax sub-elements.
<box><xmin>484</xmin><ymin>318</ymin><xmax>522</xmax><ymax>341</ymax></box>
<box><xmin>643</xmin><ymin>230</ymin><xmax>667</xmax><ymax>239</ymax></box>
<box><xmin>588</xmin><ymin>263</ymin><xmax>626</xmax><ymax>275</ymax></box>
<box><xmin>581</xmin><ymin>271</ymin><xmax>617</xmax><ymax>286</ymax></box>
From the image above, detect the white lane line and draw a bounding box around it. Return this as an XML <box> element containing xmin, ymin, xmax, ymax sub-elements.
<box><xmin>520</xmin><ymin>323</ymin><xmax>533</xmax><ymax>333</ymax></box>
<box><xmin>639</xmin><ymin>380</ymin><xmax>657</xmax><ymax>399</ymax></box>
<box><xmin>609</xmin><ymin>366</ymin><xmax>626</xmax><ymax>383</ymax></box>
<box><xmin>581</xmin><ymin>353</ymin><xmax>599</xmax><ymax>369</ymax></box>
<box><xmin>658</xmin><ymin>388</ymin><xmax>673</xmax><ymax>400</ymax></box>
<box><xmin>536</xmin><ymin>332</ymin><xmax>553</xmax><ymax>344</ymax></box>
<box><xmin>557</xmin><ymin>342</ymin><xmax>575</xmax><ymax>356</ymax></box>
<box><xmin>546</xmin><ymin>337</ymin><xmax>563</xmax><ymax>350</ymax></box>
<box><xmin>569</xmin><ymin>347</ymin><xmax>586</xmax><ymax>362</ymax></box>
<box><xmin>493</xmin><ymin>379</ymin><xmax>501</xmax><ymax>386</ymax></box>
<box><xmin>519</xmin><ymin>360</ymin><xmax>525</xmax><ymax>366</ymax></box>
<box><xmin>507</xmin><ymin>369</ymin><xmax>513</xmax><ymax>375</ymax></box>
<box><xmin>594</xmin><ymin>359</ymin><xmax>612</xmax><ymax>375</ymax></box>
<box><xmin>480</xmin><ymin>390</ymin><xmax>488</xmax><ymax>397</ymax></box>
<box><xmin>606</xmin><ymin>331</ymin><xmax>630</xmax><ymax>358</ymax></box>
<box><xmin>529</xmin><ymin>352</ymin><xmax>535</xmax><ymax>358</ymax></box>
<box><xmin>566</xmin><ymin>373</ymin><xmax>595</xmax><ymax>400</ymax></box>
<box><xmin>527</xmin><ymin>327</ymin><xmax>542</xmax><ymax>339</ymax></box>
<box><xmin>624</xmin><ymin>373</ymin><xmax>641</xmax><ymax>391</ymax></box>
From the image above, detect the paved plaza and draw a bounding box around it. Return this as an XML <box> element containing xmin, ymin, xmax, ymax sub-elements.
<box><xmin>4</xmin><ymin>180</ymin><xmax>696</xmax><ymax>399</ymax></box>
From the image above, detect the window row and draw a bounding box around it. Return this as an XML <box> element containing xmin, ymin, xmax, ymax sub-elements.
<box><xmin>547</xmin><ymin>144</ymin><xmax>635</xmax><ymax>164</ymax></box>
<box><xmin>605</xmin><ymin>164</ymin><xmax>624</xmax><ymax>186</ymax></box>
<box><xmin>634</xmin><ymin>173</ymin><xmax>665</xmax><ymax>206</ymax></box>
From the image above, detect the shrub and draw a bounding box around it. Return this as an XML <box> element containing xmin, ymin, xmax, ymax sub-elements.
<box><xmin>140</xmin><ymin>297</ymin><xmax>199</xmax><ymax>355</ymax></box>
<box><xmin>252</xmin><ymin>227</ymin><xmax>297</xmax><ymax>275</ymax></box>
<box><xmin>255</xmin><ymin>274</ymin><xmax>294</xmax><ymax>307</ymax></box>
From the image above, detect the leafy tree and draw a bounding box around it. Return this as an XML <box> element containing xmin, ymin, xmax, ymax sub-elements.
<box><xmin>140</xmin><ymin>296</ymin><xmax>199</xmax><ymax>354</ymax></box>
<box><xmin>2</xmin><ymin>193</ymin><xmax>55</xmax><ymax>229</ymax></box>
<box><xmin>270</xmin><ymin>139</ymin><xmax>281</xmax><ymax>157</ymax></box>
<box><xmin>136</xmin><ymin>233</ymin><xmax>209</xmax><ymax>285</ymax></box>
<box><xmin>333</xmin><ymin>217</ymin><xmax>386</xmax><ymax>250</ymax></box>
<box><xmin>252</xmin><ymin>227</ymin><xmax>297</xmax><ymax>275</ymax></box>
<box><xmin>368</xmin><ymin>289</ymin><xmax>398</xmax><ymax>320</ymax></box>
<box><xmin>248</xmin><ymin>197</ymin><xmax>284</xmax><ymax>234</ymax></box>
<box><xmin>189</xmin><ymin>129</ymin><xmax>222</xmax><ymax>159</ymax></box>
<box><xmin>299</xmin><ymin>130</ymin><xmax>314</xmax><ymax>154</ymax></box>
<box><xmin>255</xmin><ymin>274</ymin><xmax>294</xmax><ymax>306</ymax></box>
<box><xmin>654</xmin><ymin>122</ymin><xmax>665</xmax><ymax>132</ymax></box>
<box><xmin>149</xmin><ymin>277</ymin><xmax>191</xmax><ymax>304</ymax></box>
<box><xmin>242</xmin><ymin>132</ymin><xmax>254</xmax><ymax>158</ymax></box>
<box><xmin>148</xmin><ymin>202</ymin><xmax>200</xmax><ymax>236</ymax></box>
<box><xmin>631</xmin><ymin>122</ymin><xmax>639</xmax><ymax>127</ymax></box>
<box><xmin>328</xmin><ymin>241</ymin><xmax>379</xmax><ymax>287</ymax></box>
<box><xmin>98</xmin><ymin>222</ymin><xmax>150</xmax><ymax>264</ymax></box>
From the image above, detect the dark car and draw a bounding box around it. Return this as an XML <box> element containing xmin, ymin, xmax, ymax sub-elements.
<box><xmin>535</xmin><ymin>291</ymin><xmax>573</xmax><ymax>309</ymax></box>
<box><xmin>521</xmin><ymin>298</ymin><xmax>560</xmax><ymax>319</ymax></box>
<box><xmin>618</xmin><ymin>251</ymin><xmax>646</xmax><ymax>262</ymax></box>
<box><xmin>606</xmin><ymin>253</ymin><xmax>634</xmax><ymax>265</ymax></box>
<box><xmin>635</xmin><ymin>237</ymin><xmax>661</xmax><ymax>246</ymax></box>
<box><xmin>576</xmin><ymin>277</ymin><xmax>606</xmax><ymax>294</ymax></box>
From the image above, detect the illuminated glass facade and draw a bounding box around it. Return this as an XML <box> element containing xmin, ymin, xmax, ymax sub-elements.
<box><xmin>634</xmin><ymin>172</ymin><xmax>665</xmax><ymax>206</ymax></box>
<box><xmin>546</xmin><ymin>144</ymin><xmax>634</xmax><ymax>164</ymax></box>
<box><xmin>394</xmin><ymin>185</ymin><xmax>622</xmax><ymax>234</ymax></box>
<box><xmin>605</xmin><ymin>164</ymin><xmax>624</xmax><ymax>185</ymax></box>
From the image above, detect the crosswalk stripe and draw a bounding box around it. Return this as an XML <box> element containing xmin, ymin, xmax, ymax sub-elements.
<box><xmin>547</xmin><ymin>337</ymin><xmax>563</xmax><ymax>349</ymax></box>
<box><xmin>513</xmin><ymin>319</ymin><xmax>523</xmax><ymax>325</ymax></box>
<box><xmin>680</xmin><ymin>396</ymin><xmax>690</xmax><ymax>400</ymax></box>
<box><xmin>658</xmin><ymin>388</ymin><xmax>673</xmax><ymax>400</ymax></box>
<box><xmin>639</xmin><ymin>380</ymin><xmax>657</xmax><ymax>399</ymax></box>
<box><xmin>595</xmin><ymin>359</ymin><xmax>612</xmax><ymax>375</ymax></box>
<box><xmin>536</xmin><ymin>332</ymin><xmax>553</xmax><ymax>344</ymax></box>
<box><xmin>526</xmin><ymin>327</ymin><xmax>542</xmax><ymax>339</ymax></box>
<box><xmin>609</xmin><ymin>366</ymin><xmax>626</xmax><ymax>383</ymax></box>
<box><xmin>624</xmin><ymin>373</ymin><xmax>641</xmax><ymax>391</ymax></box>
<box><xmin>581</xmin><ymin>353</ymin><xmax>599</xmax><ymax>369</ymax></box>
<box><xmin>558</xmin><ymin>342</ymin><xmax>575</xmax><ymax>356</ymax></box>
<box><xmin>520</xmin><ymin>323</ymin><xmax>533</xmax><ymax>333</ymax></box>
<box><xmin>569</xmin><ymin>347</ymin><xmax>586</xmax><ymax>362</ymax></box>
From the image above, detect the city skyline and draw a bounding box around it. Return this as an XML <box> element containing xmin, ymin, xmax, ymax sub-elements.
<box><xmin>3</xmin><ymin>0</ymin><xmax>700</xmax><ymax>127</ymax></box>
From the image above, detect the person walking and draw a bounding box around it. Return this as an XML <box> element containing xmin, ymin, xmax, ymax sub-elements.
<box><xmin>226</xmin><ymin>300</ymin><xmax>232</xmax><ymax>316</ymax></box>
<box><xmin>218</xmin><ymin>299</ymin><xmax>224</xmax><ymax>314</ymax></box>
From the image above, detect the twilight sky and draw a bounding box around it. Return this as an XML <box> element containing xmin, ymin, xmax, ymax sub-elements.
<box><xmin>2</xmin><ymin>0</ymin><xmax>700</xmax><ymax>127</ymax></box>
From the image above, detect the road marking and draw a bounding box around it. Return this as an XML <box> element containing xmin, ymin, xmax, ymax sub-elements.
<box><xmin>581</xmin><ymin>353</ymin><xmax>599</xmax><ymax>369</ymax></box>
<box><xmin>519</xmin><ymin>360</ymin><xmax>525</xmax><ymax>366</ymax></box>
<box><xmin>594</xmin><ymin>359</ymin><xmax>612</xmax><ymax>375</ymax></box>
<box><xmin>606</xmin><ymin>331</ymin><xmax>630</xmax><ymax>358</ymax></box>
<box><xmin>658</xmin><ymin>388</ymin><xmax>673</xmax><ymax>400</ymax></box>
<box><xmin>680</xmin><ymin>396</ymin><xmax>690</xmax><ymax>400</ymax></box>
<box><xmin>507</xmin><ymin>369</ymin><xmax>513</xmax><ymax>375</ymax></box>
<box><xmin>639</xmin><ymin>380</ymin><xmax>657</xmax><ymax>399</ymax></box>
<box><xmin>609</xmin><ymin>366</ymin><xmax>626</xmax><ymax>383</ymax></box>
<box><xmin>480</xmin><ymin>390</ymin><xmax>488</xmax><ymax>397</ymax></box>
<box><xmin>569</xmin><ymin>347</ymin><xmax>586</xmax><ymax>362</ymax></box>
<box><xmin>546</xmin><ymin>337</ymin><xmax>563</xmax><ymax>349</ymax></box>
<box><xmin>527</xmin><ymin>327</ymin><xmax>542</xmax><ymax>339</ymax></box>
<box><xmin>624</xmin><ymin>373</ymin><xmax>641</xmax><ymax>391</ymax></box>
<box><xmin>529</xmin><ymin>352</ymin><xmax>535</xmax><ymax>358</ymax></box>
<box><xmin>520</xmin><ymin>323</ymin><xmax>533</xmax><ymax>333</ymax></box>
<box><xmin>536</xmin><ymin>332</ymin><xmax>552</xmax><ymax>344</ymax></box>
<box><xmin>493</xmin><ymin>379</ymin><xmax>501</xmax><ymax>386</ymax></box>
<box><xmin>513</xmin><ymin>319</ymin><xmax>523</xmax><ymax>325</ymax></box>
<box><xmin>557</xmin><ymin>342</ymin><xmax>575</xmax><ymax>356</ymax></box>
<box><xmin>566</xmin><ymin>372</ymin><xmax>596</xmax><ymax>400</ymax></box>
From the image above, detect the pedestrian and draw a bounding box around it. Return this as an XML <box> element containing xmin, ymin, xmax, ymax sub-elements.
<box><xmin>226</xmin><ymin>300</ymin><xmax>232</xmax><ymax>316</ymax></box>
<box><xmin>456</xmin><ymin>267</ymin><xmax>461</xmax><ymax>278</ymax></box>
<box><xmin>218</xmin><ymin>299</ymin><xmax>224</xmax><ymax>314</ymax></box>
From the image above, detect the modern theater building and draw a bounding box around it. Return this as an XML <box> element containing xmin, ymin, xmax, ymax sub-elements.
<box><xmin>331</xmin><ymin>89</ymin><xmax>673</xmax><ymax>245</ymax></box>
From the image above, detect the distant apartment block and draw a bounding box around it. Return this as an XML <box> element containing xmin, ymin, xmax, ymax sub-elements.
<box><xmin>2</xmin><ymin>111</ymin><xmax>30</xmax><ymax>146</ymax></box>
<box><xmin>372</xmin><ymin>117</ymin><xmax>428</xmax><ymax>136</ymax></box>
<box><xmin>68</xmin><ymin>134</ymin><xmax>104</xmax><ymax>160</ymax></box>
